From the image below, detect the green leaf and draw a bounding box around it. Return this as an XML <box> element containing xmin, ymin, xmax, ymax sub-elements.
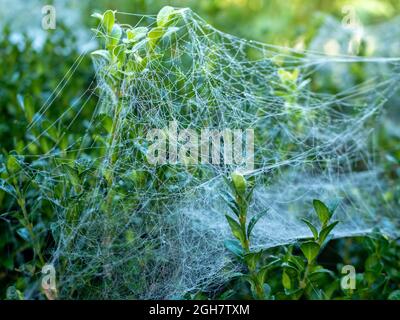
<box><xmin>148</xmin><ymin>27</ymin><xmax>165</xmax><ymax>39</ymax></box>
<box><xmin>231</xmin><ymin>171</ymin><xmax>246</xmax><ymax>194</ymax></box>
<box><xmin>243</xmin><ymin>276</ymin><xmax>256</xmax><ymax>294</ymax></box>
<box><xmin>244</xmin><ymin>251</ymin><xmax>262</xmax><ymax>271</ymax></box>
<box><xmin>17</xmin><ymin>228</ymin><xmax>30</xmax><ymax>241</ymax></box>
<box><xmin>163</xmin><ymin>26</ymin><xmax>179</xmax><ymax>39</ymax></box>
<box><xmin>301</xmin><ymin>218</ymin><xmax>318</xmax><ymax>240</ymax></box>
<box><xmin>229</xmin><ymin>272</ymin><xmax>245</xmax><ymax>279</ymax></box>
<box><xmin>318</xmin><ymin>221</ymin><xmax>339</xmax><ymax>244</ymax></box>
<box><xmin>109</xmin><ymin>24</ymin><xmax>122</xmax><ymax>48</ymax></box>
<box><xmin>95</xmin><ymin>113</ymin><xmax>113</xmax><ymax>133</ymax></box>
<box><xmin>223</xmin><ymin>176</ymin><xmax>236</xmax><ymax>194</ymax></box>
<box><xmin>247</xmin><ymin>210</ymin><xmax>267</xmax><ymax>239</ymax></box>
<box><xmin>309</xmin><ymin>267</ymin><xmax>335</xmax><ymax>278</ymax></box>
<box><xmin>91</xmin><ymin>50</ymin><xmax>111</xmax><ymax>62</ymax></box>
<box><xmin>220</xmin><ymin>192</ymin><xmax>240</xmax><ymax>217</ymax></box>
<box><xmin>126</xmin><ymin>169</ymin><xmax>147</xmax><ymax>188</ymax></box>
<box><xmin>263</xmin><ymin>283</ymin><xmax>271</xmax><ymax>299</ymax></box>
<box><xmin>257</xmin><ymin>260</ymin><xmax>278</xmax><ymax>285</ymax></box>
<box><xmin>224</xmin><ymin>239</ymin><xmax>243</xmax><ymax>258</ymax></box>
<box><xmin>218</xmin><ymin>289</ymin><xmax>235</xmax><ymax>300</ymax></box>
<box><xmin>313</xmin><ymin>199</ymin><xmax>331</xmax><ymax>226</ymax></box>
<box><xmin>281</xmin><ymin>262</ymin><xmax>299</xmax><ymax>273</ymax></box>
<box><xmin>0</xmin><ymin>178</ymin><xmax>16</xmax><ymax>197</ymax></box>
<box><xmin>62</xmin><ymin>164</ymin><xmax>80</xmax><ymax>190</ymax></box>
<box><xmin>147</xmin><ymin>27</ymin><xmax>165</xmax><ymax>48</ymax></box>
<box><xmin>103</xmin><ymin>10</ymin><xmax>115</xmax><ymax>34</ymax></box>
<box><xmin>245</xmin><ymin>183</ymin><xmax>255</xmax><ymax>203</ymax></box>
<box><xmin>288</xmin><ymin>255</ymin><xmax>305</xmax><ymax>272</ymax></box>
<box><xmin>6</xmin><ymin>155</ymin><xmax>21</xmax><ymax>174</ymax></box>
<box><xmin>91</xmin><ymin>28</ymin><xmax>107</xmax><ymax>43</ymax></box>
<box><xmin>388</xmin><ymin>290</ymin><xmax>400</xmax><ymax>300</ymax></box>
<box><xmin>91</xmin><ymin>12</ymin><xmax>103</xmax><ymax>21</ymax></box>
<box><xmin>300</xmin><ymin>241</ymin><xmax>320</xmax><ymax>263</ymax></box>
<box><xmin>17</xmin><ymin>95</ymin><xmax>35</xmax><ymax>122</ymax></box>
<box><xmin>282</xmin><ymin>271</ymin><xmax>292</xmax><ymax>290</ymax></box>
<box><xmin>365</xmin><ymin>254</ymin><xmax>383</xmax><ymax>274</ymax></box>
<box><xmin>157</xmin><ymin>6</ymin><xmax>175</xmax><ymax>27</ymax></box>
<box><xmin>225</xmin><ymin>215</ymin><xmax>244</xmax><ymax>243</ymax></box>
<box><xmin>114</xmin><ymin>44</ymin><xmax>126</xmax><ymax>66</ymax></box>
<box><xmin>125</xmin><ymin>27</ymin><xmax>148</xmax><ymax>43</ymax></box>
<box><xmin>278</xmin><ymin>68</ymin><xmax>299</xmax><ymax>83</ymax></box>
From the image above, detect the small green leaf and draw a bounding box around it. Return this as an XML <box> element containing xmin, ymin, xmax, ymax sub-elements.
<box><xmin>62</xmin><ymin>164</ymin><xmax>80</xmax><ymax>190</ymax></box>
<box><xmin>225</xmin><ymin>215</ymin><xmax>244</xmax><ymax>243</ymax></box>
<box><xmin>282</xmin><ymin>271</ymin><xmax>292</xmax><ymax>290</ymax></box>
<box><xmin>224</xmin><ymin>239</ymin><xmax>243</xmax><ymax>258</ymax></box>
<box><xmin>288</xmin><ymin>255</ymin><xmax>305</xmax><ymax>272</ymax></box>
<box><xmin>244</xmin><ymin>251</ymin><xmax>262</xmax><ymax>271</ymax></box>
<box><xmin>300</xmin><ymin>241</ymin><xmax>320</xmax><ymax>263</ymax></box>
<box><xmin>147</xmin><ymin>27</ymin><xmax>165</xmax><ymax>49</ymax></box>
<box><xmin>114</xmin><ymin>44</ymin><xmax>126</xmax><ymax>65</ymax></box>
<box><xmin>91</xmin><ymin>12</ymin><xmax>103</xmax><ymax>21</ymax></box>
<box><xmin>17</xmin><ymin>228</ymin><xmax>30</xmax><ymax>241</ymax></box>
<box><xmin>163</xmin><ymin>26</ymin><xmax>179</xmax><ymax>38</ymax></box>
<box><xmin>257</xmin><ymin>261</ymin><xmax>277</xmax><ymax>285</ymax></box>
<box><xmin>148</xmin><ymin>27</ymin><xmax>165</xmax><ymax>39</ymax></box>
<box><xmin>6</xmin><ymin>155</ymin><xmax>21</xmax><ymax>174</ymax></box>
<box><xmin>231</xmin><ymin>171</ymin><xmax>246</xmax><ymax>195</ymax></box>
<box><xmin>256</xmin><ymin>270</ymin><xmax>268</xmax><ymax>286</ymax></box>
<box><xmin>263</xmin><ymin>283</ymin><xmax>271</xmax><ymax>299</ymax></box>
<box><xmin>318</xmin><ymin>221</ymin><xmax>339</xmax><ymax>244</ymax></box>
<box><xmin>247</xmin><ymin>210</ymin><xmax>267</xmax><ymax>239</ymax></box>
<box><xmin>301</xmin><ymin>218</ymin><xmax>318</xmax><ymax>240</ymax></box>
<box><xmin>103</xmin><ymin>10</ymin><xmax>115</xmax><ymax>34</ymax></box>
<box><xmin>278</xmin><ymin>68</ymin><xmax>299</xmax><ymax>83</ymax></box>
<box><xmin>245</xmin><ymin>183</ymin><xmax>255</xmax><ymax>203</ymax></box>
<box><xmin>309</xmin><ymin>267</ymin><xmax>335</xmax><ymax>278</ymax></box>
<box><xmin>108</xmin><ymin>24</ymin><xmax>122</xmax><ymax>47</ymax></box>
<box><xmin>281</xmin><ymin>262</ymin><xmax>299</xmax><ymax>273</ymax></box>
<box><xmin>0</xmin><ymin>178</ymin><xmax>16</xmax><ymax>197</ymax></box>
<box><xmin>365</xmin><ymin>254</ymin><xmax>383</xmax><ymax>274</ymax></box>
<box><xmin>126</xmin><ymin>169</ymin><xmax>147</xmax><ymax>188</ymax></box>
<box><xmin>91</xmin><ymin>50</ymin><xmax>111</xmax><ymax>62</ymax></box>
<box><xmin>17</xmin><ymin>95</ymin><xmax>35</xmax><ymax>122</ymax></box>
<box><xmin>91</xmin><ymin>28</ymin><xmax>107</xmax><ymax>42</ymax></box>
<box><xmin>313</xmin><ymin>199</ymin><xmax>331</xmax><ymax>226</ymax></box>
<box><xmin>221</xmin><ymin>192</ymin><xmax>240</xmax><ymax>217</ymax></box>
<box><xmin>125</xmin><ymin>27</ymin><xmax>148</xmax><ymax>43</ymax></box>
<box><xmin>243</xmin><ymin>276</ymin><xmax>256</xmax><ymax>294</ymax></box>
<box><xmin>218</xmin><ymin>289</ymin><xmax>235</xmax><ymax>300</ymax></box>
<box><xmin>157</xmin><ymin>6</ymin><xmax>175</xmax><ymax>27</ymax></box>
<box><xmin>223</xmin><ymin>176</ymin><xmax>236</xmax><ymax>194</ymax></box>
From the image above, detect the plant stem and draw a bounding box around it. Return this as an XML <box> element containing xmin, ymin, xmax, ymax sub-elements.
<box><xmin>16</xmin><ymin>188</ymin><xmax>45</xmax><ymax>265</ymax></box>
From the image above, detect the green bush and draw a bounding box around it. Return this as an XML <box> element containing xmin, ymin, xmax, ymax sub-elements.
<box><xmin>0</xmin><ymin>23</ymin><xmax>97</xmax><ymax>298</ymax></box>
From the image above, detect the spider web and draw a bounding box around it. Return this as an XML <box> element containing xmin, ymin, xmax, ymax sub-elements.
<box><xmin>21</xmin><ymin>7</ymin><xmax>400</xmax><ymax>299</ymax></box>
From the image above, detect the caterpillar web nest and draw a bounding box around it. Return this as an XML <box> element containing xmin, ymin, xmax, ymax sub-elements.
<box><xmin>27</xmin><ymin>7</ymin><xmax>400</xmax><ymax>299</ymax></box>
